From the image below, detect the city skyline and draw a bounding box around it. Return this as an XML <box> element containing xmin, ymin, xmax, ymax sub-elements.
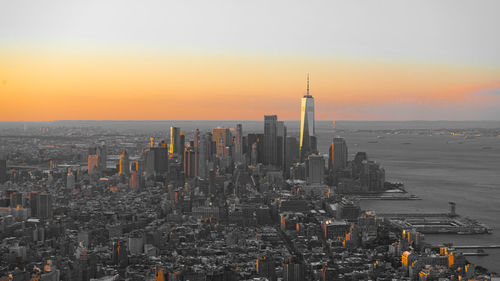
<box><xmin>1</xmin><ymin>1</ymin><xmax>499</xmax><ymax>279</ymax></box>
<box><xmin>1</xmin><ymin>0</ymin><xmax>500</xmax><ymax>121</ymax></box>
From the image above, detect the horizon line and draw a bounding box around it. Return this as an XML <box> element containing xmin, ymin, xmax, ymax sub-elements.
<box><xmin>1</xmin><ymin>119</ymin><xmax>500</xmax><ymax>123</ymax></box>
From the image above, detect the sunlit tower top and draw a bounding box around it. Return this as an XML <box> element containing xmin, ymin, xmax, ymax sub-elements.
<box><xmin>299</xmin><ymin>74</ymin><xmax>315</xmax><ymax>161</ymax></box>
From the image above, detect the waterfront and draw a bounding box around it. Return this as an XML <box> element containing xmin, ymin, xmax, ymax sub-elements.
<box><xmin>313</xmin><ymin>123</ymin><xmax>500</xmax><ymax>273</ymax></box>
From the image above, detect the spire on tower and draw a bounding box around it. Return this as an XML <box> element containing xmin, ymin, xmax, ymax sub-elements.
<box><xmin>307</xmin><ymin>73</ymin><xmax>310</xmax><ymax>96</ymax></box>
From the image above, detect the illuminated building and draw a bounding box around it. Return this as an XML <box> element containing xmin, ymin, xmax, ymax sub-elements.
<box><xmin>119</xmin><ymin>149</ymin><xmax>130</xmax><ymax>176</ymax></box>
<box><xmin>264</xmin><ymin>115</ymin><xmax>278</xmax><ymax>165</ymax></box>
<box><xmin>88</xmin><ymin>144</ymin><xmax>107</xmax><ymax>172</ymax></box>
<box><xmin>323</xmin><ymin>219</ymin><xmax>350</xmax><ymax>239</ymax></box>
<box><xmin>87</xmin><ymin>155</ymin><xmax>98</xmax><ymax>174</ymax></box>
<box><xmin>212</xmin><ymin>128</ymin><xmax>231</xmax><ymax>158</ymax></box>
<box><xmin>179</xmin><ymin>133</ymin><xmax>185</xmax><ymax>161</ymax></box>
<box><xmin>184</xmin><ymin>144</ymin><xmax>196</xmax><ymax>178</ymax></box>
<box><xmin>306</xmin><ymin>154</ymin><xmax>324</xmax><ymax>184</ymax></box>
<box><xmin>328</xmin><ymin>137</ymin><xmax>348</xmax><ymax>172</ymax></box>
<box><xmin>169</xmin><ymin>127</ymin><xmax>181</xmax><ymax>156</ymax></box>
<box><xmin>256</xmin><ymin>255</ymin><xmax>276</xmax><ymax>281</ymax></box>
<box><xmin>130</xmin><ymin>170</ymin><xmax>139</xmax><ymax>189</ymax></box>
<box><xmin>299</xmin><ymin>74</ymin><xmax>315</xmax><ymax>162</ymax></box>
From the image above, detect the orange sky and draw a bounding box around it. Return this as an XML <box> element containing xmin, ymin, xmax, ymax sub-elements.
<box><xmin>1</xmin><ymin>48</ymin><xmax>500</xmax><ymax>121</ymax></box>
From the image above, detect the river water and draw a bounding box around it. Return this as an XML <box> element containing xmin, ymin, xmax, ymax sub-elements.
<box><xmin>313</xmin><ymin>122</ymin><xmax>500</xmax><ymax>273</ymax></box>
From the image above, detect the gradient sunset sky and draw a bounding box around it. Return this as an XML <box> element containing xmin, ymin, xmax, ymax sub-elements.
<box><xmin>1</xmin><ymin>0</ymin><xmax>500</xmax><ymax>121</ymax></box>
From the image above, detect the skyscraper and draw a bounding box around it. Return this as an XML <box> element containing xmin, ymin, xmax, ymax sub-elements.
<box><xmin>145</xmin><ymin>139</ymin><xmax>169</xmax><ymax>175</ymax></box>
<box><xmin>286</xmin><ymin>137</ymin><xmax>299</xmax><ymax>166</ymax></box>
<box><xmin>299</xmin><ymin>74</ymin><xmax>315</xmax><ymax>162</ymax></box>
<box><xmin>264</xmin><ymin>115</ymin><xmax>278</xmax><ymax>166</ymax></box>
<box><xmin>37</xmin><ymin>192</ymin><xmax>53</xmax><ymax>219</ymax></box>
<box><xmin>328</xmin><ymin>137</ymin><xmax>348</xmax><ymax>172</ymax></box>
<box><xmin>247</xmin><ymin>133</ymin><xmax>264</xmax><ymax>164</ymax></box>
<box><xmin>88</xmin><ymin>144</ymin><xmax>107</xmax><ymax>173</ymax></box>
<box><xmin>0</xmin><ymin>158</ymin><xmax>6</xmax><ymax>184</ymax></box>
<box><xmin>306</xmin><ymin>154</ymin><xmax>324</xmax><ymax>185</ymax></box>
<box><xmin>234</xmin><ymin>124</ymin><xmax>243</xmax><ymax>162</ymax></box>
<box><xmin>193</xmin><ymin>129</ymin><xmax>200</xmax><ymax>149</ymax></box>
<box><xmin>277</xmin><ymin>121</ymin><xmax>287</xmax><ymax>170</ymax></box>
<box><xmin>212</xmin><ymin>128</ymin><xmax>231</xmax><ymax>158</ymax></box>
<box><xmin>184</xmin><ymin>144</ymin><xmax>197</xmax><ymax>178</ymax></box>
<box><xmin>193</xmin><ymin>129</ymin><xmax>200</xmax><ymax>176</ymax></box>
<box><xmin>198</xmin><ymin>133</ymin><xmax>211</xmax><ymax>179</ymax></box>
<box><xmin>67</xmin><ymin>170</ymin><xmax>75</xmax><ymax>189</ymax></box>
<box><xmin>169</xmin><ymin>127</ymin><xmax>181</xmax><ymax>156</ymax></box>
<box><xmin>119</xmin><ymin>149</ymin><xmax>130</xmax><ymax>176</ymax></box>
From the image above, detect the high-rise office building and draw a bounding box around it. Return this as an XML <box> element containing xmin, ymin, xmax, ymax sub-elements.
<box><xmin>212</xmin><ymin>128</ymin><xmax>231</xmax><ymax>158</ymax></box>
<box><xmin>37</xmin><ymin>192</ymin><xmax>53</xmax><ymax>219</ymax></box>
<box><xmin>67</xmin><ymin>170</ymin><xmax>75</xmax><ymax>189</ymax></box>
<box><xmin>145</xmin><ymin>139</ymin><xmax>169</xmax><ymax>175</ymax></box>
<box><xmin>0</xmin><ymin>158</ymin><xmax>6</xmax><ymax>184</ymax></box>
<box><xmin>277</xmin><ymin>121</ymin><xmax>287</xmax><ymax>170</ymax></box>
<box><xmin>264</xmin><ymin>115</ymin><xmax>278</xmax><ymax>166</ymax></box>
<box><xmin>29</xmin><ymin>191</ymin><xmax>39</xmax><ymax>218</ymax></box>
<box><xmin>247</xmin><ymin>133</ymin><xmax>264</xmax><ymax>164</ymax></box>
<box><xmin>328</xmin><ymin>137</ymin><xmax>348</xmax><ymax>172</ymax></box>
<box><xmin>193</xmin><ymin>129</ymin><xmax>200</xmax><ymax>176</ymax></box>
<box><xmin>87</xmin><ymin>155</ymin><xmax>98</xmax><ymax>174</ymax></box>
<box><xmin>286</xmin><ymin>137</ymin><xmax>299</xmax><ymax>166</ymax></box>
<box><xmin>184</xmin><ymin>144</ymin><xmax>197</xmax><ymax>178</ymax></box>
<box><xmin>119</xmin><ymin>149</ymin><xmax>130</xmax><ymax>176</ymax></box>
<box><xmin>96</xmin><ymin>144</ymin><xmax>107</xmax><ymax>169</ymax></box>
<box><xmin>193</xmin><ymin>129</ymin><xmax>200</xmax><ymax>149</ymax></box>
<box><xmin>306</xmin><ymin>154</ymin><xmax>324</xmax><ymax>185</ymax></box>
<box><xmin>198</xmin><ymin>133</ymin><xmax>211</xmax><ymax>179</ymax></box>
<box><xmin>234</xmin><ymin>124</ymin><xmax>243</xmax><ymax>162</ymax></box>
<box><xmin>88</xmin><ymin>144</ymin><xmax>107</xmax><ymax>173</ymax></box>
<box><xmin>360</xmin><ymin>161</ymin><xmax>385</xmax><ymax>192</ymax></box>
<box><xmin>299</xmin><ymin>74</ymin><xmax>315</xmax><ymax>162</ymax></box>
<box><xmin>352</xmin><ymin>152</ymin><xmax>368</xmax><ymax>178</ymax></box>
<box><xmin>169</xmin><ymin>127</ymin><xmax>181</xmax><ymax>156</ymax></box>
<box><xmin>250</xmin><ymin>142</ymin><xmax>258</xmax><ymax>166</ymax></box>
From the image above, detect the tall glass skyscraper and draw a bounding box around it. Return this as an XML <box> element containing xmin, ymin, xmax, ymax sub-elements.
<box><xmin>264</xmin><ymin>115</ymin><xmax>278</xmax><ymax>165</ymax></box>
<box><xmin>300</xmin><ymin>74</ymin><xmax>315</xmax><ymax>161</ymax></box>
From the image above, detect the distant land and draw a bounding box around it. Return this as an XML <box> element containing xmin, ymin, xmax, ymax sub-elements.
<box><xmin>1</xmin><ymin>120</ymin><xmax>500</xmax><ymax>131</ymax></box>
